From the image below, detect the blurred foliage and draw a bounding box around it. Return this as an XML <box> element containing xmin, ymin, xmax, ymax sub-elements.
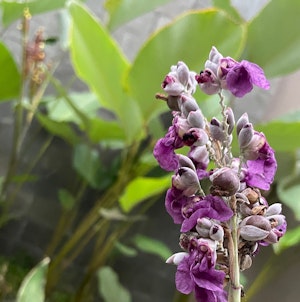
<box><xmin>0</xmin><ymin>0</ymin><xmax>299</xmax><ymax>301</ymax></box>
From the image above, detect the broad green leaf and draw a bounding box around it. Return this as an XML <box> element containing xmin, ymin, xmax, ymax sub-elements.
<box><xmin>73</xmin><ymin>144</ymin><xmax>102</xmax><ymax>189</ymax></box>
<box><xmin>16</xmin><ymin>257</ymin><xmax>50</xmax><ymax>302</ymax></box>
<box><xmin>126</xmin><ymin>9</ymin><xmax>246</xmax><ymax>122</ymax></box>
<box><xmin>0</xmin><ymin>41</ymin><xmax>21</xmax><ymax>100</ymax></box>
<box><xmin>58</xmin><ymin>189</ymin><xmax>76</xmax><ymax>211</ymax></box>
<box><xmin>88</xmin><ymin>118</ymin><xmax>126</xmax><ymax>143</ymax></box>
<box><xmin>105</xmin><ymin>0</ymin><xmax>172</xmax><ymax>31</ymax></box>
<box><xmin>246</xmin><ymin>0</ymin><xmax>300</xmax><ymax>77</ymax></box>
<box><xmin>255</xmin><ymin>122</ymin><xmax>300</xmax><ymax>152</ymax></box>
<box><xmin>133</xmin><ymin>234</ymin><xmax>172</xmax><ymax>260</ymax></box>
<box><xmin>37</xmin><ymin>113</ymin><xmax>80</xmax><ymax>145</ymax></box>
<box><xmin>277</xmin><ymin>174</ymin><xmax>300</xmax><ymax>221</ymax></box>
<box><xmin>114</xmin><ymin>241</ymin><xmax>138</xmax><ymax>257</ymax></box>
<box><xmin>119</xmin><ymin>175</ymin><xmax>170</xmax><ymax>212</ymax></box>
<box><xmin>274</xmin><ymin>225</ymin><xmax>300</xmax><ymax>254</ymax></box>
<box><xmin>213</xmin><ymin>0</ymin><xmax>243</xmax><ymax>23</ymax></box>
<box><xmin>1</xmin><ymin>0</ymin><xmax>69</xmax><ymax>27</ymax></box>
<box><xmin>68</xmin><ymin>1</ymin><xmax>143</xmax><ymax>143</ymax></box>
<box><xmin>43</xmin><ymin>92</ymin><xmax>100</xmax><ymax>125</ymax></box>
<box><xmin>97</xmin><ymin>266</ymin><xmax>131</xmax><ymax>302</ymax></box>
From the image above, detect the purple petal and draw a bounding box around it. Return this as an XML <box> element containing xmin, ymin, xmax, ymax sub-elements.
<box><xmin>241</xmin><ymin>60</ymin><xmax>270</xmax><ymax>90</ymax></box>
<box><xmin>175</xmin><ymin>256</ymin><xmax>194</xmax><ymax>294</ymax></box>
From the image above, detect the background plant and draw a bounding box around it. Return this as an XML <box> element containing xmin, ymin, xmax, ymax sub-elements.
<box><xmin>0</xmin><ymin>0</ymin><xmax>299</xmax><ymax>301</ymax></box>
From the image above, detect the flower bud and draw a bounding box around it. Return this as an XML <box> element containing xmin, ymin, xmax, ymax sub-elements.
<box><xmin>182</xmin><ymin>128</ymin><xmax>208</xmax><ymax>147</ymax></box>
<box><xmin>162</xmin><ymin>75</ymin><xmax>183</xmax><ymax>96</ymax></box>
<box><xmin>179</xmin><ymin>94</ymin><xmax>199</xmax><ymax>117</ymax></box>
<box><xmin>236</xmin><ymin>113</ymin><xmax>249</xmax><ymax>135</ymax></box>
<box><xmin>188</xmin><ymin>146</ymin><xmax>209</xmax><ymax>169</ymax></box>
<box><xmin>172</xmin><ymin>167</ymin><xmax>200</xmax><ymax>196</ymax></box>
<box><xmin>210</xmin><ymin>167</ymin><xmax>240</xmax><ymax>197</ymax></box>
<box><xmin>209</xmin><ymin>224</ymin><xmax>224</xmax><ymax>241</ymax></box>
<box><xmin>166</xmin><ymin>252</ymin><xmax>188</xmax><ymax>265</ymax></box>
<box><xmin>265</xmin><ymin>203</ymin><xmax>282</xmax><ymax>216</ymax></box>
<box><xmin>196</xmin><ymin>217</ymin><xmax>212</xmax><ymax>238</ymax></box>
<box><xmin>177</xmin><ymin>154</ymin><xmax>196</xmax><ymax>171</ymax></box>
<box><xmin>239</xmin><ymin>215</ymin><xmax>271</xmax><ymax>241</ymax></box>
<box><xmin>240</xmin><ymin>254</ymin><xmax>252</xmax><ymax>271</ymax></box>
<box><xmin>210</xmin><ymin>117</ymin><xmax>225</xmax><ymax>141</ymax></box>
<box><xmin>177</xmin><ymin>61</ymin><xmax>190</xmax><ymax>86</ymax></box>
<box><xmin>187</xmin><ymin>109</ymin><xmax>205</xmax><ymax>129</ymax></box>
<box><xmin>238</xmin><ymin>123</ymin><xmax>254</xmax><ymax>149</ymax></box>
<box><xmin>225</xmin><ymin>107</ymin><xmax>235</xmax><ymax>135</ymax></box>
<box><xmin>195</xmin><ymin>69</ymin><xmax>220</xmax><ymax>95</ymax></box>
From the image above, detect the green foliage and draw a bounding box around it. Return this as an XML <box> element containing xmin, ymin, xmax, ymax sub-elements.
<box><xmin>58</xmin><ymin>189</ymin><xmax>76</xmax><ymax>211</ymax></box>
<box><xmin>119</xmin><ymin>175</ymin><xmax>171</xmax><ymax>212</ymax></box>
<box><xmin>97</xmin><ymin>266</ymin><xmax>131</xmax><ymax>302</ymax></box>
<box><xmin>105</xmin><ymin>0</ymin><xmax>172</xmax><ymax>31</ymax></box>
<box><xmin>127</xmin><ymin>8</ymin><xmax>246</xmax><ymax>122</ymax></box>
<box><xmin>16</xmin><ymin>258</ymin><xmax>50</xmax><ymax>302</ymax></box>
<box><xmin>133</xmin><ymin>234</ymin><xmax>172</xmax><ymax>260</ymax></box>
<box><xmin>68</xmin><ymin>1</ymin><xmax>143</xmax><ymax>144</ymax></box>
<box><xmin>0</xmin><ymin>41</ymin><xmax>21</xmax><ymax>100</ymax></box>
<box><xmin>1</xmin><ymin>0</ymin><xmax>70</xmax><ymax>27</ymax></box>
<box><xmin>275</xmin><ymin>225</ymin><xmax>300</xmax><ymax>254</ymax></box>
<box><xmin>246</xmin><ymin>0</ymin><xmax>300</xmax><ymax>77</ymax></box>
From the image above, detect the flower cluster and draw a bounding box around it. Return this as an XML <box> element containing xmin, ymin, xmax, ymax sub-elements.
<box><xmin>154</xmin><ymin>47</ymin><xmax>286</xmax><ymax>302</ymax></box>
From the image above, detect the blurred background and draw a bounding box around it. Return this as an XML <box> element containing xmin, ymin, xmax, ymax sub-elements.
<box><xmin>0</xmin><ymin>0</ymin><xmax>300</xmax><ymax>301</ymax></box>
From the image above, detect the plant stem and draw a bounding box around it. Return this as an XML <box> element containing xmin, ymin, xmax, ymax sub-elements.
<box><xmin>228</xmin><ymin>197</ymin><xmax>241</xmax><ymax>302</ymax></box>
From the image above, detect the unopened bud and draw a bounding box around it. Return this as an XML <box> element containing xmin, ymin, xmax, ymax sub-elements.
<box><xmin>172</xmin><ymin>167</ymin><xmax>200</xmax><ymax>196</ymax></box>
<box><xmin>210</xmin><ymin>117</ymin><xmax>225</xmax><ymax>141</ymax></box>
<box><xmin>177</xmin><ymin>61</ymin><xmax>190</xmax><ymax>86</ymax></box>
<box><xmin>179</xmin><ymin>94</ymin><xmax>199</xmax><ymax>117</ymax></box>
<box><xmin>240</xmin><ymin>254</ymin><xmax>252</xmax><ymax>271</ymax></box>
<box><xmin>236</xmin><ymin>113</ymin><xmax>249</xmax><ymax>135</ymax></box>
<box><xmin>177</xmin><ymin>154</ymin><xmax>196</xmax><ymax>171</ymax></box>
<box><xmin>225</xmin><ymin>107</ymin><xmax>235</xmax><ymax>135</ymax></box>
<box><xmin>187</xmin><ymin>109</ymin><xmax>205</xmax><ymax>129</ymax></box>
<box><xmin>210</xmin><ymin>167</ymin><xmax>240</xmax><ymax>197</ymax></box>
<box><xmin>238</xmin><ymin>123</ymin><xmax>254</xmax><ymax>149</ymax></box>
<box><xmin>266</xmin><ymin>203</ymin><xmax>282</xmax><ymax>216</ymax></box>
<box><xmin>209</xmin><ymin>224</ymin><xmax>224</xmax><ymax>241</ymax></box>
<box><xmin>166</xmin><ymin>252</ymin><xmax>188</xmax><ymax>265</ymax></box>
<box><xmin>183</xmin><ymin>128</ymin><xmax>208</xmax><ymax>147</ymax></box>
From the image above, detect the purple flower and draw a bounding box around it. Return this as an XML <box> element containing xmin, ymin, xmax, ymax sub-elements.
<box><xmin>244</xmin><ymin>140</ymin><xmax>277</xmax><ymax>190</ymax></box>
<box><xmin>181</xmin><ymin>195</ymin><xmax>233</xmax><ymax>232</ymax></box>
<box><xmin>220</xmin><ymin>58</ymin><xmax>270</xmax><ymax>98</ymax></box>
<box><xmin>153</xmin><ymin>122</ymin><xmax>184</xmax><ymax>171</ymax></box>
<box><xmin>175</xmin><ymin>238</ymin><xmax>227</xmax><ymax>302</ymax></box>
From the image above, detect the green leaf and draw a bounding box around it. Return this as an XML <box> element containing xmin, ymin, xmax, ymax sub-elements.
<box><xmin>277</xmin><ymin>174</ymin><xmax>300</xmax><ymax>221</ymax></box>
<box><xmin>105</xmin><ymin>0</ymin><xmax>172</xmax><ymax>31</ymax></box>
<box><xmin>44</xmin><ymin>92</ymin><xmax>100</xmax><ymax>125</ymax></box>
<box><xmin>97</xmin><ymin>266</ymin><xmax>131</xmax><ymax>302</ymax></box>
<box><xmin>246</xmin><ymin>0</ymin><xmax>300</xmax><ymax>77</ymax></box>
<box><xmin>37</xmin><ymin>113</ymin><xmax>80</xmax><ymax>145</ymax></box>
<box><xmin>119</xmin><ymin>175</ymin><xmax>171</xmax><ymax>212</ymax></box>
<box><xmin>212</xmin><ymin>0</ymin><xmax>243</xmax><ymax>23</ymax></box>
<box><xmin>16</xmin><ymin>257</ymin><xmax>50</xmax><ymax>302</ymax></box>
<box><xmin>1</xmin><ymin>0</ymin><xmax>69</xmax><ymax>27</ymax></box>
<box><xmin>88</xmin><ymin>118</ymin><xmax>126</xmax><ymax>143</ymax></box>
<box><xmin>73</xmin><ymin>144</ymin><xmax>102</xmax><ymax>189</ymax></box>
<box><xmin>127</xmin><ymin>9</ymin><xmax>246</xmax><ymax>122</ymax></box>
<box><xmin>0</xmin><ymin>41</ymin><xmax>21</xmax><ymax>100</ymax></box>
<box><xmin>114</xmin><ymin>241</ymin><xmax>138</xmax><ymax>257</ymax></box>
<box><xmin>58</xmin><ymin>189</ymin><xmax>76</xmax><ymax>211</ymax></box>
<box><xmin>274</xmin><ymin>225</ymin><xmax>300</xmax><ymax>254</ymax></box>
<box><xmin>255</xmin><ymin>121</ymin><xmax>300</xmax><ymax>152</ymax></box>
<box><xmin>68</xmin><ymin>1</ymin><xmax>143</xmax><ymax>143</ymax></box>
<box><xmin>133</xmin><ymin>234</ymin><xmax>172</xmax><ymax>260</ymax></box>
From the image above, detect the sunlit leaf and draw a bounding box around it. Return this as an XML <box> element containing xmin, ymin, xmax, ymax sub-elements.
<box><xmin>119</xmin><ymin>175</ymin><xmax>171</xmax><ymax>212</ymax></box>
<box><xmin>105</xmin><ymin>0</ymin><xmax>172</xmax><ymax>31</ymax></box>
<box><xmin>246</xmin><ymin>0</ymin><xmax>300</xmax><ymax>77</ymax></box>
<box><xmin>126</xmin><ymin>8</ymin><xmax>246</xmax><ymax>122</ymax></box>
<box><xmin>16</xmin><ymin>258</ymin><xmax>50</xmax><ymax>302</ymax></box>
<box><xmin>255</xmin><ymin>122</ymin><xmax>300</xmax><ymax>152</ymax></box>
<box><xmin>97</xmin><ymin>266</ymin><xmax>131</xmax><ymax>302</ymax></box>
<box><xmin>133</xmin><ymin>234</ymin><xmax>172</xmax><ymax>260</ymax></box>
<box><xmin>213</xmin><ymin>0</ymin><xmax>243</xmax><ymax>23</ymax></box>
<box><xmin>274</xmin><ymin>225</ymin><xmax>300</xmax><ymax>254</ymax></box>
<box><xmin>68</xmin><ymin>1</ymin><xmax>143</xmax><ymax>143</ymax></box>
<box><xmin>277</xmin><ymin>174</ymin><xmax>300</xmax><ymax>221</ymax></box>
<box><xmin>0</xmin><ymin>41</ymin><xmax>21</xmax><ymax>100</ymax></box>
<box><xmin>1</xmin><ymin>0</ymin><xmax>69</xmax><ymax>27</ymax></box>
